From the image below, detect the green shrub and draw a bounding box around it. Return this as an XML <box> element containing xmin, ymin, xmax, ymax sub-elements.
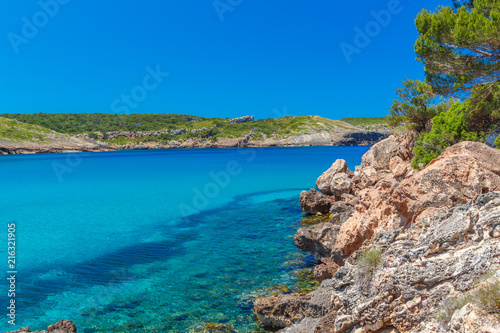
<box><xmin>474</xmin><ymin>278</ymin><xmax>500</xmax><ymax>315</ymax></box>
<box><xmin>436</xmin><ymin>273</ymin><xmax>500</xmax><ymax>325</ymax></box>
<box><xmin>340</xmin><ymin>117</ymin><xmax>388</xmax><ymax>126</ymax></box>
<box><xmin>412</xmin><ymin>103</ymin><xmax>485</xmax><ymax>169</ymax></box>
<box><xmin>436</xmin><ymin>294</ymin><xmax>471</xmax><ymax>325</ymax></box>
<box><xmin>495</xmin><ymin>135</ymin><xmax>500</xmax><ymax>148</ymax></box>
<box><xmin>356</xmin><ymin>248</ymin><xmax>383</xmax><ymax>283</ymax></box>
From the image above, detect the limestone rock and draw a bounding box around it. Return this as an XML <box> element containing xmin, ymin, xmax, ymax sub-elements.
<box><xmin>314</xmin><ymin>141</ymin><xmax>500</xmax><ymax>259</ymax></box>
<box><xmin>227</xmin><ymin>115</ymin><xmax>254</xmax><ymax>124</ymax></box>
<box><xmin>316</xmin><ymin>159</ymin><xmax>352</xmax><ymax>195</ymax></box>
<box><xmin>449</xmin><ymin>303</ymin><xmax>500</xmax><ymax>333</ymax></box>
<box><xmin>294</xmin><ymin>222</ymin><xmax>345</xmax><ymax>263</ymax></box>
<box><xmin>314</xmin><ymin>257</ymin><xmax>340</xmax><ymax>283</ymax></box>
<box><xmin>329</xmin><ymin>202</ymin><xmax>355</xmax><ymax>224</ymax></box>
<box><xmin>257</xmin><ymin>192</ymin><xmax>500</xmax><ymax>332</ymax></box>
<box><xmin>359</xmin><ymin>131</ymin><xmax>415</xmax><ymax>172</ymax></box>
<box><xmin>389</xmin><ymin>156</ymin><xmax>408</xmax><ymax>178</ymax></box>
<box><xmin>300</xmin><ymin>189</ymin><xmax>334</xmax><ymax>214</ymax></box>
<box><xmin>254</xmin><ymin>281</ymin><xmax>335</xmax><ymax>329</ymax></box>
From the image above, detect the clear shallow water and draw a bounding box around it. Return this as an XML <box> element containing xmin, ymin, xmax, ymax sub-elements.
<box><xmin>0</xmin><ymin>146</ymin><xmax>369</xmax><ymax>332</ymax></box>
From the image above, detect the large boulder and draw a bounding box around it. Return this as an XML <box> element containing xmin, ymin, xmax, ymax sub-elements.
<box><xmin>299</xmin><ymin>189</ymin><xmax>334</xmax><ymax>214</ymax></box>
<box><xmin>359</xmin><ymin>131</ymin><xmax>416</xmax><ymax>172</ymax></box>
<box><xmin>316</xmin><ymin>159</ymin><xmax>351</xmax><ymax>195</ymax></box>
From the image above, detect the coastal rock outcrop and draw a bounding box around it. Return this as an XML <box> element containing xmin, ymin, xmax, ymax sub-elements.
<box><xmin>300</xmin><ymin>138</ymin><xmax>500</xmax><ymax>260</ymax></box>
<box><xmin>256</xmin><ymin>192</ymin><xmax>500</xmax><ymax>332</ymax></box>
<box><xmin>299</xmin><ymin>189</ymin><xmax>334</xmax><ymax>214</ymax></box>
<box><xmin>256</xmin><ymin>132</ymin><xmax>500</xmax><ymax>332</ymax></box>
<box><xmin>6</xmin><ymin>320</ymin><xmax>77</xmax><ymax>333</ymax></box>
<box><xmin>315</xmin><ymin>159</ymin><xmax>353</xmax><ymax>197</ymax></box>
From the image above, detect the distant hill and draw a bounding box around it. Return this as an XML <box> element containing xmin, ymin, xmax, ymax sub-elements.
<box><xmin>0</xmin><ymin>116</ymin><xmax>67</xmax><ymax>143</ymax></box>
<box><xmin>0</xmin><ymin>113</ymin><xmax>390</xmax><ymax>138</ymax></box>
<box><xmin>0</xmin><ymin>116</ymin><xmax>106</xmax><ymax>154</ymax></box>
<box><xmin>340</xmin><ymin>116</ymin><xmax>388</xmax><ymax>126</ymax></box>
<box><xmin>0</xmin><ymin>113</ymin><xmax>399</xmax><ymax>154</ymax></box>
<box><xmin>0</xmin><ymin>113</ymin><xmax>364</xmax><ymax>140</ymax></box>
<box><xmin>0</xmin><ymin>113</ymin><xmax>206</xmax><ymax>134</ymax></box>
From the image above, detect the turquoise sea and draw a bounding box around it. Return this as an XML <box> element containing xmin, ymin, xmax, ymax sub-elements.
<box><xmin>0</xmin><ymin>146</ymin><xmax>369</xmax><ymax>332</ymax></box>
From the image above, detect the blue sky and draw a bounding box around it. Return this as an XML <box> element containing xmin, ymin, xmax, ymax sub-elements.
<box><xmin>1</xmin><ymin>0</ymin><xmax>445</xmax><ymax>119</ymax></box>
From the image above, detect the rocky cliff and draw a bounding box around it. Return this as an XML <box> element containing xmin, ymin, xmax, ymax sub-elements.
<box><xmin>101</xmin><ymin>131</ymin><xmax>390</xmax><ymax>151</ymax></box>
<box><xmin>255</xmin><ymin>133</ymin><xmax>500</xmax><ymax>332</ymax></box>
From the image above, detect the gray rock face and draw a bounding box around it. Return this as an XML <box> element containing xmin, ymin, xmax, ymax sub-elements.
<box><xmin>335</xmin><ymin>132</ymin><xmax>389</xmax><ymax>146</ymax></box>
<box><xmin>448</xmin><ymin>303</ymin><xmax>500</xmax><ymax>333</ymax></box>
<box><xmin>254</xmin><ymin>280</ymin><xmax>337</xmax><ymax>328</ymax></box>
<box><xmin>256</xmin><ymin>192</ymin><xmax>500</xmax><ymax>332</ymax></box>
<box><xmin>288</xmin><ymin>131</ymin><xmax>332</xmax><ymax>146</ymax></box>
<box><xmin>227</xmin><ymin>115</ymin><xmax>254</xmax><ymax>124</ymax></box>
<box><xmin>294</xmin><ymin>222</ymin><xmax>339</xmax><ymax>260</ymax></box>
<box><xmin>299</xmin><ymin>189</ymin><xmax>334</xmax><ymax>214</ymax></box>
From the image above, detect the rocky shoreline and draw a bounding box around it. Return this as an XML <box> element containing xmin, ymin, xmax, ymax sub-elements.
<box><xmin>0</xmin><ymin>131</ymin><xmax>388</xmax><ymax>155</ymax></box>
<box><xmin>254</xmin><ymin>132</ymin><xmax>500</xmax><ymax>332</ymax></box>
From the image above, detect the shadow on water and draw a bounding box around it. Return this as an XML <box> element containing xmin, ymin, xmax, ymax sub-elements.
<box><xmin>9</xmin><ymin>188</ymin><xmax>316</xmax><ymax>332</ymax></box>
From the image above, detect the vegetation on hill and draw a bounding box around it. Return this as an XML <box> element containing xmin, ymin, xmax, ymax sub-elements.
<box><xmin>0</xmin><ymin>116</ymin><xmax>63</xmax><ymax>143</ymax></box>
<box><xmin>389</xmin><ymin>0</ymin><xmax>500</xmax><ymax>168</ymax></box>
<box><xmin>103</xmin><ymin>115</ymin><xmax>358</xmax><ymax>145</ymax></box>
<box><xmin>0</xmin><ymin>114</ymin><xmax>361</xmax><ymax>144</ymax></box>
<box><xmin>0</xmin><ymin>113</ymin><xmax>208</xmax><ymax>134</ymax></box>
<box><xmin>340</xmin><ymin>117</ymin><xmax>388</xmax><ymax>126</ymax></box>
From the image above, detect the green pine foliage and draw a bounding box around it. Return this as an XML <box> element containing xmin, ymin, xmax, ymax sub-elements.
<box><xmin>412</xmin><ymin>103</ymin><xmax>487</xmax><ymax>168</ymax></box>
<box><xmin>415</xmin><ymin>0</ymin><xmax>500</xmax><ymax>99</ymax></box>
<box><xmin>389</xmin><ymin>79</ymin><xmax>455</xmax><ymax>131</ymax></box>
<box><xmin>398</xmin><ymin>0</ymin><xmax>500</xmax><ymax>168</ymax></box>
